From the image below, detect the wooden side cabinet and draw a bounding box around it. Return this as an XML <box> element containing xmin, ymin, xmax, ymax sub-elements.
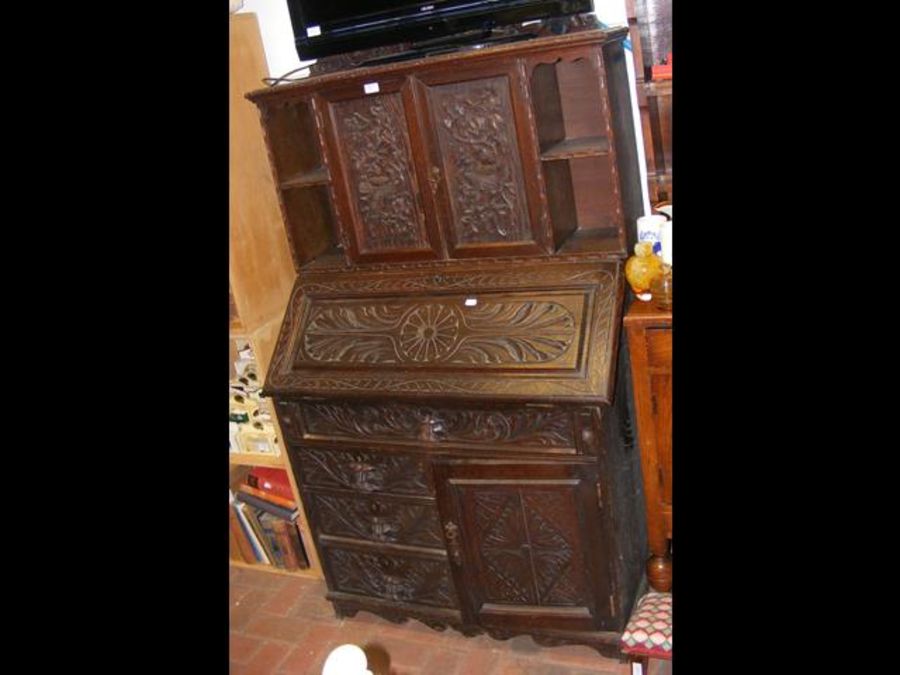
<box><xmin>624</xmin><ymin>301</ymin><xmax>672</xmax><ymax>591</ymax></box>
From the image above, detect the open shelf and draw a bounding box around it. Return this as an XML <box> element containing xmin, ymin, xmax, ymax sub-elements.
<box><xmin>528</xmin><ymin>51</ymin><xmax>626</xmax><ymax>255</ymax></box>
<box><xmin>280</xmin><ymin>167</ymin><xmax>329</xmax><ymax>189</ymax></box>
<box><xmin>229</xmin><ymin>559</ymin><xmax>320</xmax><ymax>579</ymax></box>
<box><xmin>541</xmin><ymin>136</ymin><xmax>610</xmax><ymax>160</ymax></box>
<box><xmin>544</xmin><ymin>155</ymin><xmax>626</xmax><ymax>254</ymax></box>
<box><xmin>279</xmin><ymin>184</ymin><xmax>339</xmax><ymax>271</ymax></box>
<box><xmin>230</xmin><ymin>452</ymin><xmax>284</xmax><ymax>468</ymax></box>
<box><xmin>265</xmin><ymin>99</ymin><xmax>322</xmax><ymax>179</ymax></box>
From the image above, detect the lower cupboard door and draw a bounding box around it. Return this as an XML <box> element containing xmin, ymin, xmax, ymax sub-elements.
<box><xmin>433</xmin><ymin>461</ymin><xmax>613</xmax><ymax>632</ymax></box>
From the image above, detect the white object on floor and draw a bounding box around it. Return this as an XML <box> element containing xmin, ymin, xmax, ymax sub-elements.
<box><xmin>322</xmin><ymin>644</ymin><xmax>372</xmax><ymax>675</ymax></box>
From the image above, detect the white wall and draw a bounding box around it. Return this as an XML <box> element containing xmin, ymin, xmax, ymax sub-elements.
<box><xmin>238</xmin><ymin>0</ymin><xmax>651</xmax><ymax>216</ymax></box>
<box><xmin>237</xmin><ymin>0</ymin><xmax>311</xmax><ymax>78</ymax></box>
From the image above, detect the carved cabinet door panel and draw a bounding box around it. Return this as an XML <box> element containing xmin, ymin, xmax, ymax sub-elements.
<box><xmin>318</xmin><ymin>77</ymin><xmax>444</xmax><ymax>263</ymax></box>
<box><xmin>433</xmin><ymin>461</ymin><xmax>613</xmax><ymax>632</ymax></box>
<box><xmin>415</xmin><ymin>63</ymin><xmax>553</xmax><ymax>258</ymax></box>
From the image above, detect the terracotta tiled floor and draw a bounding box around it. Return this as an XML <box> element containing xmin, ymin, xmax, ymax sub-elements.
<box><xmin>230</xmin><ymin>567</ymin><xmax>671</xmax><ymax>675</ymax></box>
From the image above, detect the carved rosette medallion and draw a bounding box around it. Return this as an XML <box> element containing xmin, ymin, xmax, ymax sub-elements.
<box><xmin>398</xmin><ymin>305</ymin><xmax>461</xmax><ymax>362</ymax></box>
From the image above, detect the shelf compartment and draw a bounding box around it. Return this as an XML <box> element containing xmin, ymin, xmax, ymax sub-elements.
<box><xmin>280</xmin><ymin>167</ymin><xmax>329</xmax><ymax>189</ymax></box>
<box><xmin>529</xmin><ymin>51</ymin><xmax>609</xmax><ymax>155</ymax></box>
<box><xmin>279</xmin><ymin>184</ymin><xmax>339</xmax><ymax>270</ymax></box>
<box><xmin>541</xmin><ymin>136</ymin><xmax>610</xmax><ymax>161</ymax></box>
<box><xmin>263</xmin><ymin>98</ymin><xmax>323</xmax><ymax>180</ymax></box>
<box><xmin>544</xmin><ymin>155</ymin><xmax>626</xmax><ymax>254</ymax></box>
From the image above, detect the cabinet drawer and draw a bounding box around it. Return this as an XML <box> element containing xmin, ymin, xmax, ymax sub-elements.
<box><xmin>307</xmin><ymin>489</ymin><xmax>443</xmax><ymax>549</ymax></box>
<box><xmin>293</xmin><ymin>445</ymin><xmax>432</xmax><ymax>496</ymax></box>
<box><xmin>321</xmin><ymin>542</ymin><xmax>458</xmax><ymax>609</ymax></box>
<box><xmin>278</xmin><ymin>400</ymin><xmax>581</xmax><ymax>454</ymax></box>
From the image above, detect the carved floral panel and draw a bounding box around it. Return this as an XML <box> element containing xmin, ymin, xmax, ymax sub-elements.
<box><xmin>326</xmin><ymin>547</ymin><xmax>458</xmax><ymax>608</ymax></box>
<box><xmin>428</xmin><ymin>77</ymin><xmax>531</xmax><ymax>244</ymax></box>
<box><xmin>331</xmin><ymin>93</ymin><xmax>428</xmax><ymax>252</ymax></box>
<box><xmin>296</xmin><ymin>292</ymin><xmax>584</xmax><ymax>370</ymax></box>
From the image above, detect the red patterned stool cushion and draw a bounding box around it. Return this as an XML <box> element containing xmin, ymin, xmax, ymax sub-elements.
<box><xmin>620</xmin><ymin>592</ymin><xmax>672</xmax><ymax>659</ymax></box>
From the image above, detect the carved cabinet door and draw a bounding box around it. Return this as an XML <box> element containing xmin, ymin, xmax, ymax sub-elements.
<box><xmin>318</xmin><ymin>77</ymin><xmax>445</xmax><ymax>263</ymax></box>
<box><xmin>415</xmin><ymin>63</ymin><xmax>553</xmax><ymax>258</ymax></box>
<box><xmin>433</xmin><ymin>461</ymin><xmax>613</xmax><ymax>633</ymax></box>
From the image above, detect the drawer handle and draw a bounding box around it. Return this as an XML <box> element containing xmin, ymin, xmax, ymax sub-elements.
<box><xmin>347</xmin><ymin>462</ymin><xmax>382</xmax><ymax>492</ymax></box>
<box><xmin>444</xmin><ymin>521</ymin><xmax>462</xmax><ymax>566</ymax></box>
<box><xmin>370</xmin><ymin>517</ymin><xmax>397</xmax><ymax>541</ymax></box>
<box><xmin>418</xmin><ymin>413</ymin><xmax>446</xmax><ymax>442</ymax></box>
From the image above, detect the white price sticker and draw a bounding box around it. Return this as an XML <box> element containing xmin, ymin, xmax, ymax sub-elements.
<box><xmin>306</xmin><ymin>25</ymin><xmax>321</xmax><ymax>38</ymax></box>
<box><xmin>364</xmin><ymin>82</ymin><xmax>380</xmax><ymax>95</ymax></box>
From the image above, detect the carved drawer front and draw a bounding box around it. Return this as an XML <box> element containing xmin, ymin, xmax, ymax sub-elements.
<box><xmin>307</xmin><ymin>490</ymin><xmax>444</xmax><ymax>549</ymax></box>
<box><xmin>280</xmin><ymin>400</ymin><xmax>581</xmax><ymax>454</ymax></box>
<box><xmin>292</xmin><ymin>445</ymin><xmax>432</xmax><ymax>496</ymax></box>
<box><xmin>322</xmin><ymin>543</ymin><xmax>458</xmax><ymax>609</ymax></box>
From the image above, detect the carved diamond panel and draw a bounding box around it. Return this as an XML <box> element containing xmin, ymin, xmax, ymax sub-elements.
<box><xmin>428</xmin><ymin>77</ymin><xmax>531</xmax><ymax>244</ymax></box>
<box><xmin>469</xmin><ymin>487</ymin><xmax>587</xmax><ymax>607</ymax></box>
<box><xmin>326</xmin><ymin>547</ymin><xmax>458</xmax><ymax>608</ymax></box>
<box><xmin>331</xmin><ymin>93</ymin><xmax>428</xmax><ymax>252</ymax></box>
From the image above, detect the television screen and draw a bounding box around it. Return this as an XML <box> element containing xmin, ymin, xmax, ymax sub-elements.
<box><xmin>301</xmin><ymin>2</ymin><xmax>442</xmax><ymax>29</ymax></box>
<box><xmin>287</xmin><ymin>0</ymin><xmax>594</xmax><ymax>60</ymax></box>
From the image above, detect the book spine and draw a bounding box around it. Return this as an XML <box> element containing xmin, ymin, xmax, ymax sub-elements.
<box><xmin>229</xmin><ymin>505</ymin><xmax>256</xmax><ymax>563</ymax></box>
<box><xmin>271</xmin><ymin>519</ymin><xmax>300</xmax><ymax>570</ymax></box>
<box><xmin>291</xmin><ymin>522</ymin><xmax>310</xmax><ymax>569</ymax></box>
<box><xmin>238</xmin><ymin>484</ymin><xmax>296</xmax><ymax>510</ymax></box>
<box><xmin>240</xmin><ymin>504</ymin><xmax>273</xmax><ymax>565</ymax></box>
<box><xmin>235</xmin><ymin>491</ymin><xmax>298</xmax><ymax>521</ymax></box>
<box><xmin>257</xmin><ymin>512</ymin><xmax>286</xmax><ymax>568</ymax></box>
<box><xmin>234</xmin><ymin>502</ymin><xmax>269</xmax><ymax>564</ymax></box>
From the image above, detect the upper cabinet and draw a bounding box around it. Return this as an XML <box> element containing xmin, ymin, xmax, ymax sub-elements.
<box><xmin>248</xmin><ymin>29</ymin><xmax>640</xmax><ymax>267</ymax></box>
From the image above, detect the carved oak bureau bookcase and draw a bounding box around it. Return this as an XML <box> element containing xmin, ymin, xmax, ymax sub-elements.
<box><xmin>247</xmin><ymin>25</ymin><xmax>648</xmax><ymax>657</ymax></box>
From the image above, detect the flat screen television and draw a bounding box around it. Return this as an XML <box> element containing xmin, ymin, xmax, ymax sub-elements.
<box><xmin>286</xmin><ymin>0</ymin><xmax>595</xmax><ymax>61</ymax></box>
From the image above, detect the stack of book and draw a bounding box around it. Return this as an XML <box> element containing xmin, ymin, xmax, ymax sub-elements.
<box><xmin>229</xmin><ymin>467</ymin><xmax>309</xmax><ymax>570</ymax></box>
